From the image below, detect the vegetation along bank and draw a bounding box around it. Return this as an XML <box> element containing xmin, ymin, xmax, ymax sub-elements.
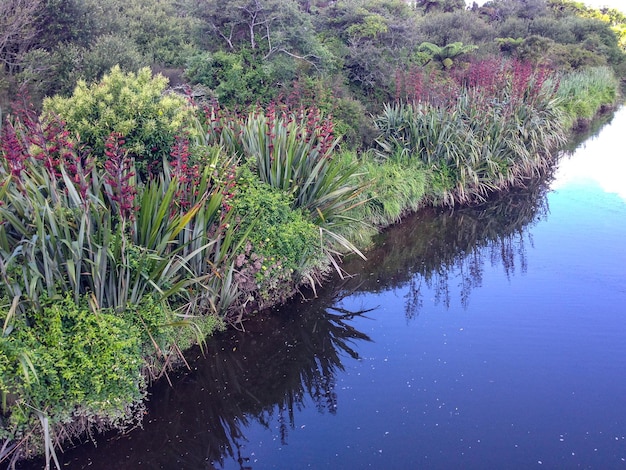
<box><xmin>1</xmin><ymin>0</ymin><xmax>624</xmax><ymax>467</ymax></box>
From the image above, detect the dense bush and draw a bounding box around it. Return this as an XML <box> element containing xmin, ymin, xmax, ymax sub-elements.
<box><xmin>42</xmin><ymin>66</ymin><xmax>194</xmax><ymax>175</ymax></box>
<box><xmin>229</xmin><ymin>167</ymin><xmax>323</xmax><ymax>310</ymax></box>
<box><xmin>1</xmin><ymin>296</ymin><xmax>144</xmax><ymax>461</ymax></box>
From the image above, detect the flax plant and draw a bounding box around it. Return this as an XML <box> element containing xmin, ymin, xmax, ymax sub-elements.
<box><xmin>0</xmin><ymin>114</ymin><xmax>240</xmax><ymax>324</ymax></box>
<box><xmin>240</xmin><ymin>106</ymin><xmax>367</xmax><ymax>266</ymax></box>
<box><xmin>375</xmin><ymin>59</ymin><xmax>567</xmax><ymax>206</ymax></box>
<box><xmin>163</xmin><ymin>141</ymin><xmax>248</xmax><ymax>316</ymax></box>
<box><xmin>197</xmin><ymin>104</ymin><xmax>368</xmax><ymax>265</ymax></box>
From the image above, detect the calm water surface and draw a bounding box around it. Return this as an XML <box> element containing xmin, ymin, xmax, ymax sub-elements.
<box><xmin>25</xmin><ymin>109</ymin><xmax>626</xmax><ymax>469</ymax></box>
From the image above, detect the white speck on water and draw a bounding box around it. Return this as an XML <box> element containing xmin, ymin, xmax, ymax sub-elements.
<box><xmin>538</xmin><ymin>461</ymin><xmax>543</xmax><ymax>465</ymax></box>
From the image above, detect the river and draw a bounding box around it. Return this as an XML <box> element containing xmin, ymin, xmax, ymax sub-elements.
<box><xmin>19</xmin><ymin>108</ymin><xmax>626</xmax><ymax>469</ymax></box>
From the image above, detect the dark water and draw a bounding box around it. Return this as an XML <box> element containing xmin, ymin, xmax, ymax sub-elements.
<box><xmin>21</xmin><ymin>108</ymin><xmax>626</xmax><ymax>469</ymax></box>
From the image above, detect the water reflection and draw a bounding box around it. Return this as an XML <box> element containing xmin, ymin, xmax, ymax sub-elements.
<box><xmin>340</xmin><ymin>180</ymin><xmax>551</xmax><ymax>318</ymax></box>
<box><xmin>47</xmin><ymin>161</ymin><xmax>555</xmax><ymax>470</ymax></box>
<box><xmin>553</xmin><ymin>106</ymin><xmax>626</xmax><ymax>201</ymax></box>
<box><xmin>21</xmin><ymin>108</ymin><xmax>626</xmax><ymax>469</ymax></box>
<box><xmin>36</xmin><ymin>295</ymin><xmax>372</xmax><ymax>470</ymax></box>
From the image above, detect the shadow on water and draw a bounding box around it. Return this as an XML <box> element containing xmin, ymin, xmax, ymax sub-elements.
<box><xmin>561</xmin><ymin>107</ymin><xmax>617</xmax><ymax>155</ymax></box>
<box><xmin>23</xmin><ymin>292</ymin><xmax>372</xmax><ymax>470</ymax></box>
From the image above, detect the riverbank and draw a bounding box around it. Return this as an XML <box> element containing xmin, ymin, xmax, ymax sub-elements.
<box><xmin>0</xmin><ymin>63</ymin><xmax>621</xmax><ymax>468</ymax></box>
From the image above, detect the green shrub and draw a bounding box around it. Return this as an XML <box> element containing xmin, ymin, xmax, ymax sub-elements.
<box><xmin>185</xmin><ymin>50</ymin><xmax>280</xmax><ymax>106</ymax></box>
<box><xmin>42</xmin><ymin>65</ymin><xmax>194</xmax><ymax>175</ymax></box>
<box><xmin>122</xmin><ymin>294</ymin><xmax>224</xmax><ymax>371</ymax></box>
<box><xmin>229</xmin><ymin>166</ymin><xmax>323</xmax><ymax>308</ymax></box>
<box><xmin>80</xmin><ymin>34</ymin><xmax>146</xmax><ymax>84</ymax></box>
<box><xmin>1</xmin><ymin>296</ymin><xmax>144</xmax><ymax>456</ymax></box>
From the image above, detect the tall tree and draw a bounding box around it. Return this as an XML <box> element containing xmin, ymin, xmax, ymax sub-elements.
<box><xmin>0</xmin><ymin>0</ymin><xmax>43</xmax><ymax>73</ymax></box>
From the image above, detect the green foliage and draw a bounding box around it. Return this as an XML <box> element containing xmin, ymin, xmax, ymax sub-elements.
<box><xmin>185</xmin><ymin>50</ymin><xmax>279</xmax><ymax>106</ymax></box>
<box><xmin>232</xmin><ymin>166</ymin><xmax>321</xmax><ymax>271</ymax></box>
<box><xmin>1</xmin><ymin>0</ymin><xmax>626</xmax><ymax>464</ymax></box>
<box><xmin>348</xmin><ymin>154</ymin><xmax>429</xmax><ymax>228</ymax></box>
<box><xmin>283</xmin><ymin>76</ymin><xmax>378</xmax><ymax>150</ymax></box>
<box><xmin>242</xmin><ymin>108</ymin><xmax>362</xmax><ymax>225</ymax></box>
<box><xmin>228</xmin><ymin>166</ymin><xmax>323</xmax><ymax>308</ymax></box>
<box><xmin>418</xmin><ymin>10</ymin><xmax>496</xmax><ymax>47</ymax></box>
<box><xmin>374</xmin><ymin>61</ymin><xmax>567</xmax><ymax>205</ymax></box>
<box><xmin>42</xmin><ymin>66</ymin><xmax>193</xmax><ymax>174</ymax></box>
<box><xmin>0</xmin><ymin>114</ymin><xmax>235</xmax><ymax>462</ymax></box>
<box><xmin>79</xmin><ymin>34</ymin><xmax>147</xmax><ymax>83</ymax></box>
<box><xmin>196</xmin><ymin>103</ymin><xmax>367</xmax><ymax>270</ymax></box>
<box><xmin>418</xmin><ymin>42</ymin><xmax>479</xmax><ymax>69</ymax></box>
<box><xmin>553</xmin><ymin>66</ymin><xmax>619</xmax><ymax>128</ymax></box>
<box><xmin>199</xmin><ymin>104</ymin><xmax>366</xmax><ymax>229</ymax></box>
<box><xmin>417</xmin><ymin>0</ymin><xmax>466</xmax><ymax>14</ymax></box>
<box><xmin>0</xmin><ymin>111</ymin><xmax>244</xmax><ymax>326</ymax></box>
<box><xmin>1</xmin><ymin>296</ymin><xmax>144</xmax><ymax>446</ymax></box>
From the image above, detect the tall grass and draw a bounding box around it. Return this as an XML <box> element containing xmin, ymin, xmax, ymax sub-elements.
<box><xmin>346</xmin><ymin>152</ymin><xmax>429</xmax><ymax>230</ymax></box>
<box><xmin>553</xmin><ymin>66</ymin><xmax>619</xmax><ymax>129</ymax></box>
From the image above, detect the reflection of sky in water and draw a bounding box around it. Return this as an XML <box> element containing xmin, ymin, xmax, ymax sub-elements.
<box><xmin>552</xmin><ymin>107</ymin><xmax>626</xmax><ymax>201</ymax></box>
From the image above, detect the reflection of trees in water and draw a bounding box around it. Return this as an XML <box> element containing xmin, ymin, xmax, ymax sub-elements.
<box><xmin>27</xmin><ymin>294</ymin><xmax>371</xmax><ymax>470</ymax></box>
<box><xmin>340</xmin><ymin>181</ymin><xmax>551</xmax><ymax>319</ymax></box>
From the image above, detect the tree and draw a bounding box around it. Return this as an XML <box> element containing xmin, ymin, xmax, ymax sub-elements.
<box><xmin>189</xmin><ymin>0</ymin><xmax>319</xmax><ymax>59</ymax></box>
<box><xmin>0</xmin><ymin>0</ymin><xmax>43</xmax><ymax>74</ymax></box>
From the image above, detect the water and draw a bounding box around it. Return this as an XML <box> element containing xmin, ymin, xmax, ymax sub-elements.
<box><xmin>21</xmin><ymin>108</ymin><xmax>626</xmax><ymax>469</ymax></box>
